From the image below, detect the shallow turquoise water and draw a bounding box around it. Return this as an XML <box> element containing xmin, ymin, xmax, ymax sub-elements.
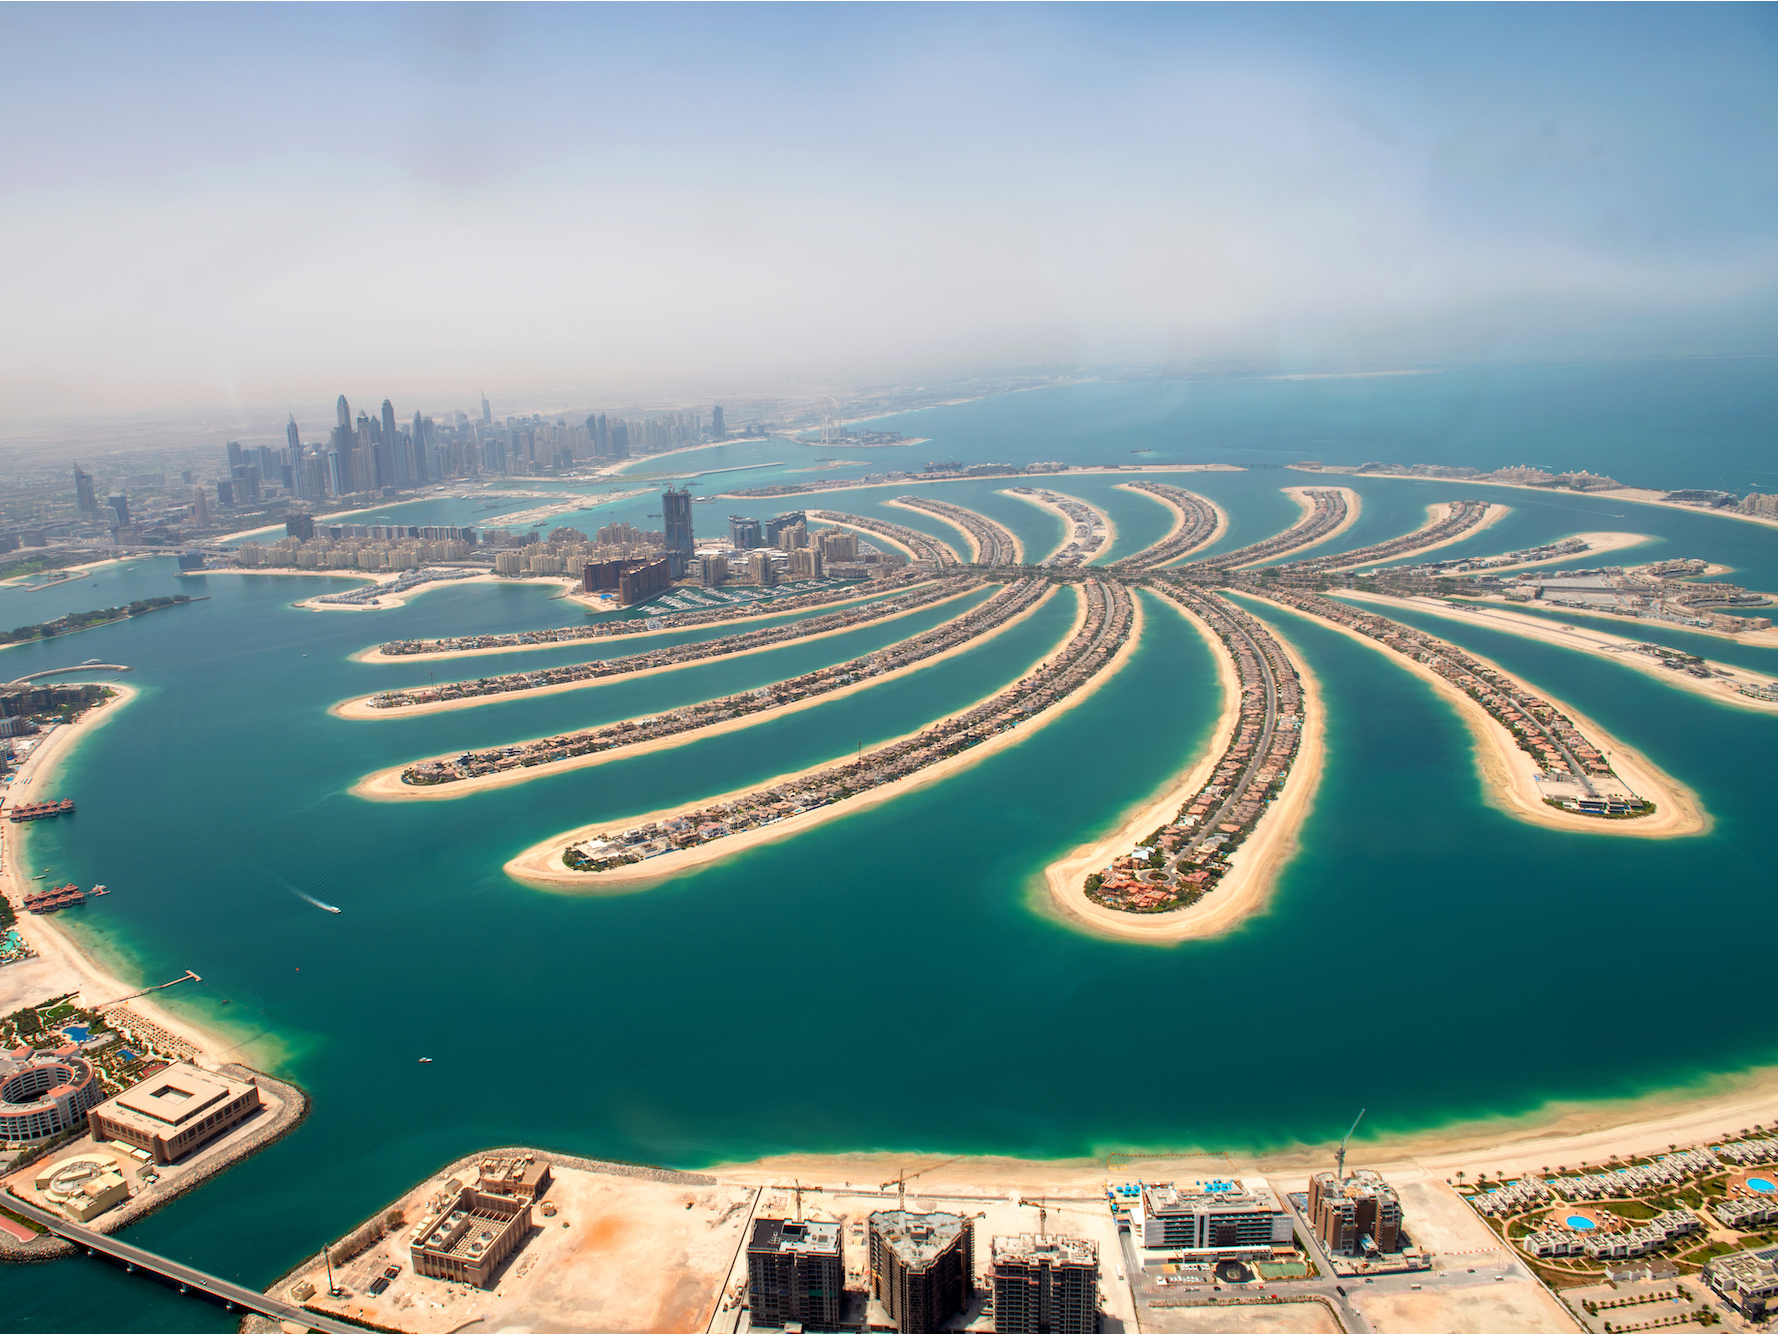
<box><xmin>5</xmin><ymin>365</ymin><xmax>1777</xmax><ymax>1330</ymax></box>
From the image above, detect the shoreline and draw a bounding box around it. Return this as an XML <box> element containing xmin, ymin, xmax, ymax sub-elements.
<box><xmin>330</xmin><ymin>584</ymin><xmax>985</xmax><ymax>720</ymax></box>
<box><xmin>1462</xmin><ymin>528</ymin><xmax>1656</xmax><ymax>574</ymax></box>
<box><xmin>350</xmin><ymin>580</ymin><xmax>932</xmax><ymax>664</ymax></box>
<box><xmin>881</xmin><ymin>498</ymin><xmax>985</xmax><ymax>564</ymax></box>
<box><xmin>1329</xmin><ymin>498</ymin><xmax>1513</xmax><ymax>570</ymax></box>
<box><xmin>352</xmin><ymin>584</ymin><xmax>1060</xmax><ymax>800</ymax></box>
<box><xmin>184</xmin><ymin>565</ymin><xmax>581</xmax><ymax>613</ymax></box>
<box><xmin>1341</xmin><ymin>589</ymin><xmax>1778</xmax><ymax>713</ymax></box>
<box><xmin>1039</xmin><ymin>595</ymin><xmax>1327</xmax><ymax>944</ymax></box>
<box><xmin>699</xmin><ymin>1056</ymin><xmax>1778</xmax><ymax>1189</ymax></box>
<box><xmin>714</xmin><ymin>462</ymin><xmax>1246</xmax><ymax>505</ymax></box>
<box><xmin>507</xmin><ymin>585</ymin><xmax>1143</xmax><ymax>891</ymax></box>
<box><xmin>997</xmin><ymin>489</ymin><xmax>1094</xmax><ymax>565</ymax></box>
<box><xmin>1465</xmin><ymin>589</ymin><xmax>1778</xmax><ymax>648</ymax></box>
<box><xmin>1114</xmin><ymin>483</ymin><xmax>1229</xmax><ymax>567</ymax></box>
<box><xmin>1257</xmin><ymin>596</ymin><xmax>1709</xmax><ymax>838</ymax></box>
<box><xmin>1233</xmin><ymin>485</ymin><xmax>1362</xmax><ymax>568</ymax></box>
<box><xmin>0</xmin><ymin>687</ymin><xmax>249</xmax><ymax>1070</ymax></box>
<box><xmin>806</xmin><ymin>516</ymin><xmax>939</xmax><ymax>564</ymax></box>
<box><xmin>882</xmin><ymin>497</ymin><xmax>1025</xmax><ymax>566</ymax></box>
<box><xmin>1288</xmin><ymin>465</ymin><xmax>1778</xmax><ymax>533</ymax></box>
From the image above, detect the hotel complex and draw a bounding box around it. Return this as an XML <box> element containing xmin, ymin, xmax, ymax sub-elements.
<box><xmin>1129</xmin><ymin>1179</ymin><xmax>1293</xmax><ymax>1258</ymax></box>
<box><xmin>85</xmin><ymin>1062</ymin><xmax>261</xmax><ymax>1165</ymax></box>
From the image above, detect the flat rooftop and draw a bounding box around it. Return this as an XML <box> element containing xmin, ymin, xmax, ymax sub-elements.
<box><xmin>1141</xmin><ymin>1179</ymin><xmax>1280</xmax><ymax>1213</ymax></box>
<box><xmin>870</xmin><ymin>1210</ymin><xmax>969</xmax><ymax>1268</ymax></box>
<box><xmin>101</xmin><ymin>1063</ymin><xmax>251</xmax><ymax>1132</ymax></box>
<box><xmin>991</xmin><ymin>1233</ymin><xmax>1098</xmax><ymax>1266</ymax></box>
<box><xmin>751</xmin><ymin>1217</ymin><xmax>842</xmax><ymax>1257</ymax></box>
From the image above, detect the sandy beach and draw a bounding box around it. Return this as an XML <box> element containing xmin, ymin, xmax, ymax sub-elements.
<box><xmin>331</xmin><ymin>583</ymin><xmax>986</xmax><ymax>720</ymax></box>
<box><xmin>882</xmin><ymin>497</ymin><xmax>1025</xmax><ymax>565</ymax></box>
<box><xmin>1327</xmin><ymin>499</ymin><xmax>1513</xmax><ymax>570</ymax></box>
<box><xmin>1341</xmin><ymin>589</ymin><xmax>1778</xmax><ymax>712</ymax></box>
<box><xmin>1040</xmin><ymin>598</ymin><xmax>1327</xmax><ymax>944</ymax></box>
<box><xmin>1232</xmin><ymin>486</ymin><xmax>1362</xmax><ymax>568</ymax></box>
<box><xmin>507</xmin><ymin>585</ymin><xmax>1143</xmax><ymax>892</ymax></box>
<box><xmin>0</xmin><ymin>685</ymin><xmax>250</xmax><ymax>1069</ymax></box>
<box><xmin>1474</xmin><ymin>529</ymin><xmax>1656</xmax><ymax>572</ymax></box>
<box><xmin>1288</xmin><ymin>465</ymin><xmax>1778</xmax><ymax>534</ymax></box>
<box><xmin>1462</xmin><ymin>588</ymin><xmax>1778</xmax><ymax>648</ymax></box>
<box><xmin>1112</xmin><ymin>482</ymin><xmax>1229</xmax><ymax>565</ymax></box>
<box><xmin>350</xmin><ymin>580</ymin><xmax>938</xmax><ymax>664</ymax></box>
<box><xmin>185</xmin><ymin>565</ymin><xmax>580</xmax><ymax>613</ymax></box>
<box><xmin>1259</xmin><ymin>598</ymin><xmax>1708</xmax><ymax>838</ymax></box>
<box><xmin>352</xmin><ymin>584</ymin><xmax>1062</xmax><ymax>800</ymax></box>
<box><xmin>995</xmin><ymin>487</ymin><xmax>1118</xmax><ymax>565</ymax></box>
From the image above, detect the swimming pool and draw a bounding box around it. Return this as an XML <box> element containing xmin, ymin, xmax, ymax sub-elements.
<box><xmin>1566</xmin><ymin>1215</ymin><xmax>1598</xmax><ymax>1231</ymax></box>
<box><xmin>1748</xmin><ymin>1177</ymin><xmax>1776</xmax><ymax>1194</ymax></box>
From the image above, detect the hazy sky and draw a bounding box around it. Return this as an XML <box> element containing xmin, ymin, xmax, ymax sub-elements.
<box><xmin>2</xmin><ymin>3</ymin><xmax>1774</xmax><ymax>421</ymax></box>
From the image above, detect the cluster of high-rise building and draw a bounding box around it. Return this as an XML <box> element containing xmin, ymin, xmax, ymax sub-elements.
<box><xmin>745</xmin><ymin>1207</ymin><xmax>1098</xmax><ymax>1334</ymax></box>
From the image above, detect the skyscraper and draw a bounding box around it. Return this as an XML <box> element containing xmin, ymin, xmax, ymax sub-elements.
<box><xmin>662</xmin><ymin>486</ymin><xmax>694</xmax><ymax>578</ymax></box>
<box><xmin>481</xmin><ymin>392</ymin><xmax>491</xmax><ymax>426</ymax></box>
<box><xmin>337</xmin><ymin>395</ymin><xmax>351</xmax><ymax>430</ymax></box>
<box><xmin>107</xmin><ymin>493</ymin><xmax>129</xmax><ymax>528</ymax></box>
<box><xmin>729</xmin><ymin>515</ymin><xmax>761</xmax><ymax>549</ymax></box>
<box><xmin>410</xmin><ymin>411</ymin><xmax>428</xmax><ymax>484</ymax></box>
<box><xmin>711</xmin><ymin>405</ymin><xmax>726</xmax><ymax>439</ymax></box>
<box><xmin>286</xmin><ymin>413</ymin><xmax>301</xmax><ymax>455</ymax></box>
<box><xmin>226</xmin><ymin>440</ymin><xmax>245</xmax><ymax>474</ymax></box>
<box><xmin>192</xmin><ymin>486</ymin><xmax>210</xmax><ymax>525</ymax></box>
<box><xmin>381</xmin><ymin>399</ymin><xmax>404</xmax><ymax>486</ymax></box>
<box><xmin>764</xmin><ymin>511</ymin><xmax>807</xmax><ymax>547</ymax></box>
<box><xmin>72</xmin><ymin>463</ymin><xmax>97</xmax><ymax>517</ymax></box>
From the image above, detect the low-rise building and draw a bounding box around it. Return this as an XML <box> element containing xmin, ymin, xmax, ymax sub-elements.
<box><xmin>991</xmin><ymin>1233</ymin><xmax>1098</xmax><ymax>1334</ymax></box>
<box><xmin>1706</xmin><ymin>1245</ymin><xmax>1778</xmax><ymax>1319</ymax></box>
<box><xmin>410</xmin><ymin>1185</ymin><xmax>532</xmax><ymax>1287</ymax></box>
<box><xmin>476</xmin><ymin>1155</ymin><xmax>551</xmax><ymax>1201</ymax></box>
<box><xmin>747</xmin><ymin>1217</ymin><xmax>845</xmax><ymax>1328</ymax></box>
<box><xmin>1130</xmin><ymin>1179</ymin><xmax>1292</xmax><ymax>1258</ymax></box>
<box><xmin>86</xmin><ymin>1062</ymin><xmax>261</xmax><ymax>1164</ymax></box>
<box><xmin>33</xmin><ymin>1150</ymin><xmax>129</xmax><ymax>1221</ymax></box>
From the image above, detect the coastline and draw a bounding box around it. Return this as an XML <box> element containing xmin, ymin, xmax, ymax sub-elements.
<box><xmin>1328</xmin><ymin>498</ymin><xmax>1512</xmax><ymax>570</ymax></box>
<box><xmin>1233</xmin><ymin>485</ymin><xmax>1362</xmax><ymax>568</ymax></box>
<box><xmin>330</xmin><ymin>584</ymin><xmax>985</xmax><ymax>719</ymax></box>
<box><xmin>1464</xmin><ymin>589</ymin><xmax>1778</xmax><ymax>648</ymax></box>
<box><xmin>1288</xmin><ymin>465</ymin><xmax>1778</xmax><ymax>533</ymax></box>
<box><xmin>880</xmin><ymin>498</ymin><xmax>1006</xmax><ymax>564</ymax></box>
<box><xmin>1257</xmin><ymin>596</ymin><xmax>1709</xmax><ymax>838</ymax></box>
<box><xmin>349</xmin><ymin>580</ymin><xmax>935</xmax><ymax>664</ymax></box>
<box><xmin>183</xmin><ymin>565</ymin><xmax>580</xmax><ymax>613</ymax></box>
<box><xmin>716</xmin><ymin>463</ymin><xmax>1246</xmax><ymax>504</ymax></box>
<box><xmin>1113</xmin><ymin>482</ymin><xmax>1229</xmax><ymax>566</ymax></box>
<box><xmin>507</xmin><ymin>584</ymin><xmax>1143</xmax><ymax>891</ymax></box>
<box><xmin>1468</xmin><ymin>529</ymin><xmax>1656</xmax><ymax>573</ymax></box>
<box><xmin>1341</xmin><ymin>589</ymin><xmax>1778</xmax><ymax>712</ymax></box>
<box><xmin>1039</xmin><ymin>595</ymin><xmax>1326</xmax><ymax>944</ymax></box>
<box><xmin>0</xmin><ymin>686</ymin><xmax>248</xmax><ymax>1070</ymax></box>
<box><xmin>351</xmin><ymin>584</ymin><xmax>1060</xmax><ymax>800</ymax></box>
<box><xmin>806</xmin><ymin>516</ymin><xmax>943</xmax><ymax>564</ymax></box>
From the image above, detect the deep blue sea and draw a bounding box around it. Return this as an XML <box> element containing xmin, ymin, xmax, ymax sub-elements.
<box><xmin>3</xmin><ymin>358</ymin><xmax>1775</xmax><ymax>1330</ymax></box>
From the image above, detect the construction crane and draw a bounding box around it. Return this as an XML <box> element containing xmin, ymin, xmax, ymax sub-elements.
<box><xmin>1335</xmin><ymin>1108</ymin><xmax>1366</xmax><ymax>1180</ymax></box>
<box><xmin>1017</xmin><ymin>1196</ymin><xmax>1049</xmax><ymax>1236</ymax></box>
<box><xmin>880</xmin><ymin>1157</ymin><xmax>964</xmax><ymax>1212</ymax></box>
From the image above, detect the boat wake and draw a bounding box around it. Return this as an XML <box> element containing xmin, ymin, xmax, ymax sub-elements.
<box><xmin>289</xmin><ymin>887</ymin><xmax>343</xmax><ymax>914</ymax></box>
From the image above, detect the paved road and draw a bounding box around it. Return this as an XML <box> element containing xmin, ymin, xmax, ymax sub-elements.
<box><xmin>4</xmin><ymin>1191</ymin><xmax>364</xmax><ymax>1334</ymax></box>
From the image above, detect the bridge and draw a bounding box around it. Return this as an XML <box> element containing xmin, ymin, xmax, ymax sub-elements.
<box><xmin>2</xmin><ymin>1192</ymin><xmax>364</xmax><ymax>1334</ymax></box>
<box><xmin>6</xmin><ymin>664</ymin><xmax>132</xmax><ymax>686</ymax></box>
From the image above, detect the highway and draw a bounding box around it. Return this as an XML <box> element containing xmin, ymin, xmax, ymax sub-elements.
<box><xmin>3</xmin><ymin>1191</ymin><xmax>365</xmax><ymax>1334</ymax></box>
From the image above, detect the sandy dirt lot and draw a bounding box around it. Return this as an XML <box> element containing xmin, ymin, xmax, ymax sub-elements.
<box><xmin>1145</xmin><ymin>1303</ymin><xmax>1343</xmax><ymax>1334</ymax></box>
<box><xmin>292</xmin><ymin>1164</ymin><xmax>758</xmax><ymax>1334</ymax></box>
<box><xmin>1350</xmin><ymin>1282</ymin><xmax>1574</xmax><ymax>1334</ymax></box>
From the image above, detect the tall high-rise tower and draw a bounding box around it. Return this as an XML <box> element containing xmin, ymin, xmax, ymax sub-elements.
<box><xmin>662</xmin><ymin>486</ymin><xmax>695</xmax><ymax>578</ymax></box>
<box><xmin>380</xmin><ymin>399</ymin><xmax>404</xmax><ymax>486</ymax></box>
<box><xmin>336</xmin><ymin>395</ymin><xmax>351</xmax><ymax>430</ymax></box>
<box><xmin>410</xmin><ymin>410</ymin><xmax>428</xmax><ymax>483</ymax></box>
<box><xmin>481</xmin><ymin>392</ymin><xmax>491</xmax><ymax>426</ymax></box>
<box><xmin>72</xmin><ymin>463</ymin><xmax>97</xmax><ymax>516</ymax></box>
<box><xmin>711</xmin><ymin>405</ymin><xmax>726</xmax><ymax>439</ymax></box>
<box><xmin>286</xmin><ymin>413</ymin><xmax>301</xmax><ymax>454</ymax></box>
<box><xmin>990</xmin><ymin>1235</ymin><xmax>1098</xmax><ymax>1334</ymax></box>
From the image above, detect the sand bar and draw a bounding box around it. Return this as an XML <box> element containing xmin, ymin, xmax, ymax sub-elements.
<box><xmin>352</xmin><ymin>584</ymin><xmax>1061</xmax><ymax>800</ymax></box>
<box><xmin>331</xmin><ymin>584</ymin><xmax>986</xmax><ymax>720</ymax></box>
<box><xmin>1042</xmin><ymin>597</ymin><xmax>1327</xmax><ymax>944</ymax></box>
<box><xmin>1327</xmin><ymin>499</ymin><xmax>1512</xmax><ymax>570</ymax></box>
<box><xmin>1341</xmin><ymin>589</ymin><xmax>1778</xmax><ymax>712</ymax></box>
<box><xmin>351</xmin><ymin>580</ymin><xmax>936</xmax><ymax>663</ymax></box>
<box><xmin>1256</xmin><ymin>596</ymin><xmax>1707</xmax><ymax>837</ymax></box>
<box><xmin>506</xmin><ymin>585</ymin><xmax>1141</xmax><ymax>891</ymax></box>
<box><xmin>0</xmin><ymin>686</ymin><xmax>254</xmax><ymax>1068</ymax></box>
